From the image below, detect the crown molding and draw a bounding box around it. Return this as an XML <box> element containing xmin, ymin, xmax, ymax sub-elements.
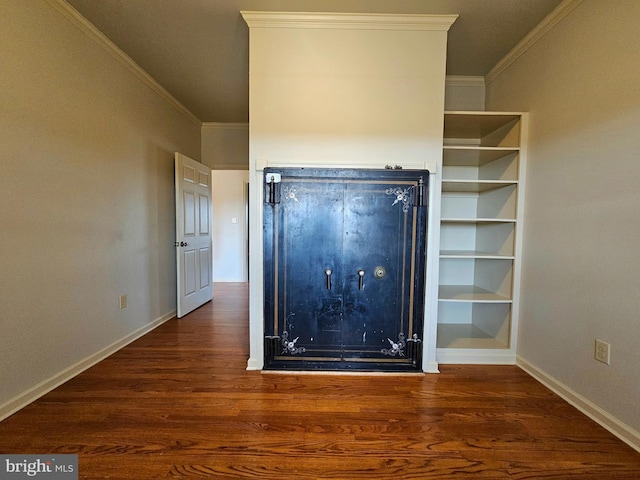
<box><xmin>445</xmin><ymin>75</ymin><xmax>485</xmax><ymax>87</ymax></box>
<box><xmin>241</xmin><ymin>11</ymin><xmax>458</xmax><ymax>31</ymax></box>
<box><xmin>202</xmin><ymin>122</ymin><xmax>249</xmax><ymax>130</ymax></box>
<box><xmin>485</xmin><ymin>0</ymin><xmax>585</xmax><ymax>85</ymax></box>
<box><xmin>44</xmin><ymin>0</ymin><xmax>201</xmax><ymax>127</ymax></box>
<box><xmin>211</xmin><ymin>164</ymin><xmax>250</xmax><ymax>171</ymax></box>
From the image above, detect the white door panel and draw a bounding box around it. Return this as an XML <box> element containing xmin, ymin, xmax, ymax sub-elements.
<box><xmin>183</xmin><ymin>191</ymin><xmax>196</xmax><ymax>236</ymax></box>
<box><xmin>175</xmin><ymin>153</ymin><xmax>213</xmax><ymax>317</ymax></box>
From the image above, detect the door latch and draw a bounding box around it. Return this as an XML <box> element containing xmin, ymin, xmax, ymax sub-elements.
<box><xmin>357</xmin><ymin>269</ymin><xmax>365</xmax><ymax>290</ymax></box>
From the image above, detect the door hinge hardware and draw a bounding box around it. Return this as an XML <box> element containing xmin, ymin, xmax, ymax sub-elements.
<box><xmin>265</xmin><ymin>173</ymin><xmax>281</xmax><ymax>204</ymax></box>
<box><xmin>414</xmin><ymin>177</ymin><xmax>426</xmax><ymax>208</ymax></box>
<box><xmin>381</xmin><ymin>332</ymin><xmax>406</xmax><ymax>357</ymax></box>
<box><xmin>264</xmin><ymin>335</ymin><xmax>281</xmax><ymax>365</ymax></box>
<box><xmin>406</xmin><ymin>334</ymin><xmax>423</xmax><ymax>366</ymax></box>
<box><xmin>407</xmin><ymin>333</ymin><xmax>422</xmax><ymax>343</ymax></box>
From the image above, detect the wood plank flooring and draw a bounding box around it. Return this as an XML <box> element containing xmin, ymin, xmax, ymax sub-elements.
<box><xmin>1</xmin><ymin>283</ymin><xmax>639</xmax><ymax>479</ymax></box>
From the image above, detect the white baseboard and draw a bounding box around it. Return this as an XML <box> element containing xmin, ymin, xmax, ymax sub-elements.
<box><xmin>423</xmin><ymin>360</ymin><xmax>440</xmax><ymax>373</ymax></box>
<box><xmin>437</xmin><ymin>349</ymin><xmax>516</xmax><ymax>365</ymax></box>
<box><xmin>246</xmin><ymin>357</ymin><xmax>262</xmax><ymax>371</ymax></box>
<box><xmin>0</xmin><ymin>311</ymin><xmax>176</xmax><ymax>422</ymax></box>
<box><xmin>517</xmin><ymin>356</ymin><xmax>640</xmax><ymax>453</ymax></box>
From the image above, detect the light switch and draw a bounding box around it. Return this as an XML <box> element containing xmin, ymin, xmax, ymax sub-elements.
<box><xmin>232</xmin><ymin>217</ymin><xmax>239</xmax><ymax>224</ymax></box>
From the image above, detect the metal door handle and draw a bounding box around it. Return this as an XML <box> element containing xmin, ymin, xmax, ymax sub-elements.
<box><xmin>357</xmin><ymin>269</ymin><xmax>365</xmax><ymax>290</ymax></box>
<box><xmin>181</xmin><ymin>241</ymin><xmax>188</xmax><ymax>247</ymax></box>
<box><xmin>325</xmin><ymin>269</ymin><xmax>332</xmax><ymax>290</ymax></box>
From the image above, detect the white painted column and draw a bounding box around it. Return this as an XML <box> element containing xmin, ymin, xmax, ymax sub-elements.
<box><xmin>242</xmin><ymin>12</ymin><xmax>457</xmax><ymax>371</ymax></box>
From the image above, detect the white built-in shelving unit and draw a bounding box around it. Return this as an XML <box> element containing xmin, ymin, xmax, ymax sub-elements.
<box><xmin>437</xmin><ymin>111</ymin><xmax>527</xmax><ymax>364</ymax></box>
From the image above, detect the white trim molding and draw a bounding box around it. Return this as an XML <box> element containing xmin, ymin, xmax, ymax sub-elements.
<box><xmin>0</xmin><ymin>311</ymin><xmax>176</xmax><ymax>422</ymax></box>
<box><xmin>518</xmin><ymin>356</ymin><xmax>640</xmax><ymax>453</ymax></box>
<box><xmin>241</xmin><ymin>11</ymin><xmax>458</xmax><ymax>31</ymax></box>
<box><xmin>445</xmin><ymin>75</ymin><xmax>485</xmax><ymax>88</ymax></box>
<box><xmin>259</xmin><ymin>157</ymin><xmax>436</xmax><ymax>172</ymax></box>
<box><xmin>202</xmin><ymin>122</ymin><xmax>249</xmax><ymax>130</ymax></box>
<box><xmin>437</xmin><ymin>349</ymin><xmax>516</xmax><ymax>365</ymax></box>
<box><xmin>45</xmin><ymin>0</ymin><xmax>201</xmax><ymax>126</ymax></box>
<box><xmin>246</xmin><ymin>358</ymin><xmax>262</xmax><ymax>371</ymax></box>
<box><xmin>485</xmin><ymin>0</ymin><xmax>585</xmax><ymax>85</ymax></box>
<box><xmin>210</xmin><ymin>164</ymin><xmax>250</xmax><ymax>171</ymax></box>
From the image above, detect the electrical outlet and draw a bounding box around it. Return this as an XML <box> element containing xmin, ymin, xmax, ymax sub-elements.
<box><xmin>119</xmin><ymin>294</ymin><xmax>128</xmax><ymax>309</ymax></box>
<box><xmin>594</xmin><ymin>339</ymin><xmax>610</xmax><ymax>365</ymax></box>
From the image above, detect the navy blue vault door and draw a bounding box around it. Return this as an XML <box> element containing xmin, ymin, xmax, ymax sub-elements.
<box><xmin>263</xmin><ymin>168</ymin><xmax>428</xmax><ymax>371</ymax></box>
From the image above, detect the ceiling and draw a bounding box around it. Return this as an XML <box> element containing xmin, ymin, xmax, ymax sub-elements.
<box><xmin>65</xmin><ymin>0</ymin><xmax>562</xmax><ymax>123</ymax></box>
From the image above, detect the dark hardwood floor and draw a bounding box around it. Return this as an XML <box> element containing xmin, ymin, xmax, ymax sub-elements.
<box><xmin>1</xmin><ymin>283</ymin><xmax>639</xmax><ymax>479</ymax></box>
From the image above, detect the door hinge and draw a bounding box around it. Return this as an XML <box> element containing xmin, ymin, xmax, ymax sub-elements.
<box><xmin>413</xmin><ymin>177</ymin><xmax>427</xmax><ymax>208</ymax></box>
<box><xmin>407</xmin><ymin>333</ymin><xmax>423</xmax><ymax>367</ymax></box>
<box><xmin>264</xmin><ymin>172</ymin><xmax>281</xmax><ymax>204</ymax></box>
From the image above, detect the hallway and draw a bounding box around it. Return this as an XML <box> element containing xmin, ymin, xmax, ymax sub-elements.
<box><xmin>0</xmin><ymin>283</ymin><xmax>638</xmax><ymax>479</ymax></box>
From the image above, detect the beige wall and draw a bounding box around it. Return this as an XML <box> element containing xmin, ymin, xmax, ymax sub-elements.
<box><xmin>248</xmin><ymin>25</ymin><xmax>450</xmax><ymax>170</ymax></box>
<box><xmin>211</xmin><ymin>171</ymin><xmax>249</xmax><ymax>282</ymax></box>
<box><xmin>486</xmin><ymin>0</ymin><xmax>640</xmax><ymax>435</ymax></box>
<box><xmin>0</xmin><ymin>0</ymin><xmax>200</xmax><ymax>416</ymax></box>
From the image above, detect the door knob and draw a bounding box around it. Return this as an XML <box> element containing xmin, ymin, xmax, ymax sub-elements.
<box><xmin>325</xmin><ymin>269</ymin><xmax>332</xmax><ymax>290</ymax></box>
<box><xmin>180</xmin><ymin>241</ymin><xmax>188</xmax><ymax>247</ymax></box>
<box><xmin>357</xmin><ymin>269</ymin><xmax>365</xmax><ymax>290</ymax></box>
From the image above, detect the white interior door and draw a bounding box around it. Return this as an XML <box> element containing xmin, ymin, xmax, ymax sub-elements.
<box><xmin>175</xmin><ymin>153</ymin><xmax>213</xmax><ymax>318</ymax></box>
